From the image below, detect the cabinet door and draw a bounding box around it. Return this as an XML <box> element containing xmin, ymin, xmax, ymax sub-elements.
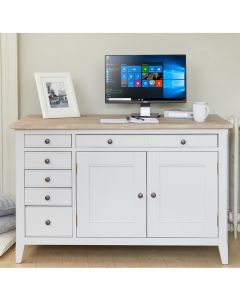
<box><xmin>147</xmin><ymin>152</ymin><xmax>218</xmax><ymax>237</ymax></box>
<box><xmin>77</xmin><ymin>152</ymin><xmax>146</xmax><ymax>237</ymax></box>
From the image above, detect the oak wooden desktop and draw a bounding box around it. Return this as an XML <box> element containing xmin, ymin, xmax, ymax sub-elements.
<box><xmin>12</xmin><ymin>114</ymin><xmax>232</xmax><ymax>130</ymax></box>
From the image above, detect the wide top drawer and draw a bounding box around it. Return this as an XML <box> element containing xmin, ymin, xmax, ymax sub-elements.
<box><xmin>76</xmin><ymin>134</ymin><xmax>218</xmax><ymax>148</ymax></box>
<box><xmin>25</xmin><ymin>134</ymin><xmax>72</xmax><ymax>148</ymax></box>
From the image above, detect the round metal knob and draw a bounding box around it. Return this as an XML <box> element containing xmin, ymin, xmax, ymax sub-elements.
<box><xmin>45</xmin><ymin>195</ymin><xmax>50</xmax><ymax>201</ymax></box>
<box><xmin>181</xmin><ymin>139</ymin><xmax>186</xmax><ymax>145</ymax></box>
<box><xmin>107</xmin><ymin>139</ymin><xmax>113</xmax><ymax>144</ymax></box>
<box><xmin>45</xmin><ymin>220</ymin><xmax>51</xmax><ymax>226</ymax></box>
<box><xmin>44</xmin><ymin>158</ymin><xmax>50</xmax><ymax>164</ymax></box>
<box><xmin>45</xmin><ymin>138</ymin><xmax>50</xmax><ymax>144</ymax></box>
<box><xmin>151</xmin><ymin>192</ymin><xmax>156</xmax><ymax>198</ymax></box>
<box><xmin>138</xmin><ymin>193</ymin><xmax>143</xmax><ymax>199</ymax></box>
<box><xmin>45</xmin><ymin>177</ymin><xmax>50</xmax><ymax>182</ymax></box>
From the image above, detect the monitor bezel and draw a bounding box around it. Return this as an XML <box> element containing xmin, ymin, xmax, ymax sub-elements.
<box><xmin>105</xmin><ymin>54</ymin><xmax>187</xmax><ymax>104</ymax></box>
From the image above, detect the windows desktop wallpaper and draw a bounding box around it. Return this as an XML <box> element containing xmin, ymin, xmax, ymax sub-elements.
<box><xmin>105</xmin><ymin>55</ymin><xmax>186</xmax><ymax>102</ymax></box>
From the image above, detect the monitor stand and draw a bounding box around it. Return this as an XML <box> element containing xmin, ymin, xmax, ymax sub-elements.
<box><xmin>130</xmin><ymin>103</ymin><xmax>160</xmax><ymax>118</ymax></box>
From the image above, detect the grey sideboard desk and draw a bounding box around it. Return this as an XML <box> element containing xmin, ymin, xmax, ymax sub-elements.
<box><xmin>11</xmin><ymin>114</ymin><xmax>232</xmax><ymax>264</ymax></box>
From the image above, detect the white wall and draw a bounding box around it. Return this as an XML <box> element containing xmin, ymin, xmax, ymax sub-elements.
<box><xmin>18</xmin><ymin>33</ymin><xmax>240</xmax><ymax>118</ymax></box>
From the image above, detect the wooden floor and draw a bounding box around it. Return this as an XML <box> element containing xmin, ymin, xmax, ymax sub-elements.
<box><xmin>1</xmin><ymin>234</ymin><xmax>240</xmax><ymax>268</ymax></box>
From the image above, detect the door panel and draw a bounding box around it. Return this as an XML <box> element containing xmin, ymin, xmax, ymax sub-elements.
<box><xmin>147</xmin><ymin>152</ymin><xmax>218</xmax><ymax>238</ymax></box>
<box><xmin>77</xmin><ymin>152</ymin><xmax>146</xmax><ymax>237</ymax></box>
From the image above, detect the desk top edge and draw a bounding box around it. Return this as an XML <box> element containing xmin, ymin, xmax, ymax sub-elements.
<box><xmin>11</xmin><ymin>114</ymin><xmax>233</xmax><ymax>130</ymax></box>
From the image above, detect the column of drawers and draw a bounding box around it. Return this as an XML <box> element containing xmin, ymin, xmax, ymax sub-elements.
<box><xmin>24</xmin><ymin>134</ymin><xmax>73</xmax><ymax>237</ymax></box>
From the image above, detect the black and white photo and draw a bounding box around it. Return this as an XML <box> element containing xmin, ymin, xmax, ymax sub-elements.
<box><xmin>46</xmin><ymin>81</ymin><xmax>69</xmax><ymax>108</ymax></box>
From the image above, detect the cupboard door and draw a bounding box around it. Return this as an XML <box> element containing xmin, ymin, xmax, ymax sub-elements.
<box><xmin>147</xmin><ymin>152</ymin><xmax>218</xmax><ymax>238</ymax></box>
<box><xmin>77</xmin><ymin>152</ymin><xmax>146</xmax><ymax>237</ymax></box>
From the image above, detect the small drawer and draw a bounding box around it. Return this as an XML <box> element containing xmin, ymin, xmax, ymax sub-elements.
<box><xmin>25</xmin><ymin>170</ymin><xmax>72</xmax><ymax>187</ymax></box>
<box><xmin>145</xmin><ymin>134</ymin><xmax>218</xmax><ymax>148</ymax></box>
<box><xmin>25</xmin><ymin>134</ymin><xmax>72</xmax><ymax>148</ymax></box>
<box><xmin>25</xmin><ymin>207</ymin><xmax>72</xmax><ymax>237</ymax></box>
<box><xmin>25</xmin><ymin>188</ymin><xmax>72</xmax><ymax>206</ymax></box>
<box><xmin>25</xmin><ymin>152</ymin><xmax>72</xmax><ymax>169</ymax></box>
<box><xmin>76</xmin><ymin>134</ymin><xmax>145</xmax><ymax>148</ymax></box>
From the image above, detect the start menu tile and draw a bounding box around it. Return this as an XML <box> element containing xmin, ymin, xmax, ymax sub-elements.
<box><xmin>121</xmin><ymin>64</ymin><xmax>163</xmax><ymax>88</ymax></box>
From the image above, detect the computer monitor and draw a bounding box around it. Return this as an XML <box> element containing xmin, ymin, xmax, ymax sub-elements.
<box><xmin>105</xmin><ymin>54</ymin><xmax>186</xmax><ymax>117</ymax></box>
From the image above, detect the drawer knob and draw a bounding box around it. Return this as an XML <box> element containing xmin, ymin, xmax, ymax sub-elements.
<box><xmin>44</xmin><ymin>158</ymin><xmax>50</xmax><ymax>164</ymax></box>
<box><xmin>151</xmin><ymin>192</ymin><xmax>156</xmax><ymax>198</ymax></box>
<box><xmin>107</xmin><ymin>139</ymin><xmax>113</xmax><ymax>144</ymax></box>
<box><xmin>45</xmin><ymin>177</ymin><xmax>51</xmax><ymax>183</ymax></box>
<box><xmin>181</xmin><ymin>139</ymin><xmax>186</xmax><ymax>145</ymax></box>
<box><xmin>45</xmin><ymin>138</ymin><xmax>50</xmax><ymax>144</ymax></box>
<box><xmin>138</xmin><ymin>193</ymin><xmax>143</xmax><ymax>199</ymax></box>
<box><xmin>45</xmin><ymin>195</ymin><xmax>50</xmax><ymax>201</ymax></box>
<box><xmin>45</xmin><ymin>220</ymin><xmax>51</xmax><ymax>226</ymax></box>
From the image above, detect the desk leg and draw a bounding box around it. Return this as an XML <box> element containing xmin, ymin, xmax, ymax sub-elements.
<box><xmin>16</xmin><ymin>242</ymin><xmax>24</xmax><ymax>264</ymax></box>
<box><xmin>218</xmin><ymin>130</ymin><xmax>229</xmax><ymax>265</ymax></box>
<box><xmin>219</xmin><ymin>243</ymin><xmax>228</xmax><ymax>265</ymax></box>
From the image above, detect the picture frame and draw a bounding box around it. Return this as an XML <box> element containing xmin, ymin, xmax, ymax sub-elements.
<box><xmin>34</xmin><ymin>72</ymin><xmax>80</xmax><ymax>119</ymax></box>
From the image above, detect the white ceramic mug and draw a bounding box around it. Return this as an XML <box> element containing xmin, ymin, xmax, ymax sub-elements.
<box><xmin>193</xmin><ymin>102</ymin><xmax>210</xmax><ymax>123</ymax></box>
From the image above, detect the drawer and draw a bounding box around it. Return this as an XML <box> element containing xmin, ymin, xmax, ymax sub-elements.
<box><xmin>145</xmin><ymin>134</ymin><xmax>218</xmax><ymax>148</ymax></box>
<box><xmin>25</xmin><ymin>152</ymin><xmax>72</xmax><ymax>169</ymax></box>
<box><xmin>76</xmin><ymin>134</ymin><xmax>145</xmax><ymax>148</ymax></box>
<box><xmin>25</xmin><ymin>170</ymin><xmax>72</xmax><ymax>187</ymax></box>
<box><xmin>76</xmin><ymin>134</ymin><xmax>218</xmax><ymax>148</ymax></box>
<box><xmin>25</xmin><ymin>207</ymin><xmax>72</xmax><ymax>237</ymax></box>
<box><xmin>25</xmin><ymin>188</ymin><xmax>72</xmax><ymax>206</ymax></box>
<box><xmin>25</xmin><ymin>134</ymin><xmax>72</xmax><ymax>148</ymax></box>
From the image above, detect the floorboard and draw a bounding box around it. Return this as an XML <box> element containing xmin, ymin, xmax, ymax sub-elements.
<box><xmin>1</xmin><ymin>234</ymin><xmax>240</xmax><ymax>268</ymax></box>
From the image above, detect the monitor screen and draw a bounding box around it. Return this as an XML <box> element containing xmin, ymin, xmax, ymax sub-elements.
<box><xmin>105</xmin><ymin>55</ymin><xmax>186</xmax><ymax>103</ymax></box>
